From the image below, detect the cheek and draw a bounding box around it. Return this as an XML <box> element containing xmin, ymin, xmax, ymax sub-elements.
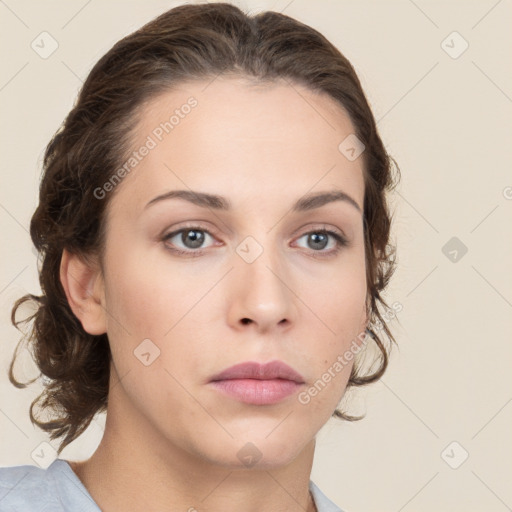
<box><xmin>100</xmin><ymin>249</ymin><xmax>195</xmax><ymax>423</ymax></box>
<box><xmin>102</xmin><ymin>246</ymin><xmax>198</xmax><ymax>338</ymax></box>
<box><xmin>102</xmin><ymin>229</ymin><xmax>366</xmax><ymax>359</ymax></box>
<box><xmin>303</xmin><ymin>253</ymin><xmax>367</xmax><ymax>338</ymax></box>
<box><xmin>100</xmin><ymin>244</ymin><xmax>216</xmax><ymax>391</ymax></box>
<box><xmin>299</xmin><ymin>253</ymin><xmax>366</xmax><ymax>386</ymax></box>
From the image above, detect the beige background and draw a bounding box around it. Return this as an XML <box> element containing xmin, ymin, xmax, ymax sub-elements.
<box><xmin>1</xmin><ymin>1</ymin><xmax>511</xmax><ymax>511</ymax></box>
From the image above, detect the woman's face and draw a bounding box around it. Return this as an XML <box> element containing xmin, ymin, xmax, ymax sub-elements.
<box><xmin>96</xmin><ymin>77</ymin><xmax>367</xmax><ymax>468</ymax></box>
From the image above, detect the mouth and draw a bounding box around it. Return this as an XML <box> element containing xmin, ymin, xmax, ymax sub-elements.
<box><xmin>208</xmin><ymin>360</ymin><xmax>305</xmax><ymax>405</ymax></box>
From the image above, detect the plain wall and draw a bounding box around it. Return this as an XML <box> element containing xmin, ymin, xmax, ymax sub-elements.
<box><xmin>1</xmin><ymin>1</ymin><xmax>511</xmax><ymax>511</ymax></box>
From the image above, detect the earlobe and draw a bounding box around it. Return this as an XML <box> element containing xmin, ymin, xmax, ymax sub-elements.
<box><xmin>59</xmin><ymin>249</ymin><xmax>107</xmax><ymax>335</ymax></box>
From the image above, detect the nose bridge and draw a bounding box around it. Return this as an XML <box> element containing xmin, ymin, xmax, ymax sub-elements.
<box><xmin>229</xmin><ymin>229</ymin><xmax>295</xmax><ymax>328</ymax></box>
<box><xmin>238</xmin><ymin>232</ymin><xmax>286</xmax><ymax>299</ymax></box>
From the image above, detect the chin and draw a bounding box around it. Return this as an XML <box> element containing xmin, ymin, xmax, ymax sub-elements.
<box><xmin>195</xmin><ymin>428</ymin><xmax>313</xmax><ymax>471</ymax></box>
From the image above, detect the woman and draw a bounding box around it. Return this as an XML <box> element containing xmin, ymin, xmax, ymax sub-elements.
<box><xmin>0</xmin><ymin>3</ymin><xmax>398</xmax><ymax>511</ymax></box>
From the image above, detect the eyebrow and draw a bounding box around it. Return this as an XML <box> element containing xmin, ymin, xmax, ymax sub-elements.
<box><xmin>145</xmin><ymin>189</ymin><xmax>362</xmax><ymax>213</ymax></box>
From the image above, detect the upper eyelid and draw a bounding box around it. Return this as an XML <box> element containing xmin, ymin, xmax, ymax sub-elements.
<box><xmin>163</xmin><ymin>224</ymin><xmax>216</xmax><ymax>240</ymax></box>
<box><xmin>291</xmin><ymin>223</ymin><xmax>347</xmax><ymax>239</ymax></box>
<box><xmin>163</xmin><ymin>223</ymin><xmax>346</xmax><ymax>237</ymax></box>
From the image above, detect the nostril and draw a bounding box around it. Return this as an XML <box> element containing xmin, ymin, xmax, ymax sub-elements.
<box><xmin>241</xmin><ymin>318</ymin><xmax>252</xmax><ymax>325</ymax></box>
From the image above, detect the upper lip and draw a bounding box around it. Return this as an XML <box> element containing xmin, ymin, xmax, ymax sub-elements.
<box><xmin>210</xmin><ymin>360</ymin><xmax>305</xmax><ymax>383</ymax></box>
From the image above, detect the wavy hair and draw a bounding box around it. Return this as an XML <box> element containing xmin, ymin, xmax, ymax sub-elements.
<box><xmin>9</xmin><ymin>2</ymin><xmax>399</xmax><ymax>453</ymax></box>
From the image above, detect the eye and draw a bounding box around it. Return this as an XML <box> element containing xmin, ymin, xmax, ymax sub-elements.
<box><xmin>294</xmin><ymin>229</ymin><xmax>348</xmax><ymax>256</ymax></box>
<box><xmin>162</xmin><ymin>226</ymin><xmax>216</xmax><ymax>256</ymax></box>
<box><xmin>161</xmin><ymin>225</ymin><xmax>348</xmax><ymax>258</ymax></box>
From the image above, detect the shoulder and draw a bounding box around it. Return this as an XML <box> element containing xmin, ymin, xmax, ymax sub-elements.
<box><xmin>0</xmin><ymin>459</ymin><xmax>99</xmax><ymax>512</ymax></box>
<box><xmin>0</xmin><ymin>461</ymin><xmax>61</xmax><ymax>511</ymax></box>
<box><xmin>309</xmin><ymin>480</ymin><xmax>346</xmax><ymax>512</ymax></box>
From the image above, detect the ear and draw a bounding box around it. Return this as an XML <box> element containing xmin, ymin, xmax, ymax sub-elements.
<box><xmin>60</xmin><ymin>248</ymin><xmax>107</xmax><ymax>335</ymax></box>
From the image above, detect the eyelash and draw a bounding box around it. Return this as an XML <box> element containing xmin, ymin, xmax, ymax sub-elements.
<box><xmin>161</xmin><ymin>224</ymin><xmax>349</xmax><ymax>259</ymax></box>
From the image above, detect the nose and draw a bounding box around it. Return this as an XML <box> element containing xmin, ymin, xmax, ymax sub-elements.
<box><xmin>226</xmin><ymin>241</ymin><xmax>298</xmax><ymax>334</ymax></box>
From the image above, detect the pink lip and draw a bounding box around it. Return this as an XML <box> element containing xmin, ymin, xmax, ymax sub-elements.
<box><xmin>209</xmin><ymin>360</ymin><xmax>305</xmax><ymax>405</ymax></box>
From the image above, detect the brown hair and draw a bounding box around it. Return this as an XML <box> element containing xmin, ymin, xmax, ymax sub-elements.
<box><xmin>9</xmin><ymin>2</ymin><xmax>399</xmax><ymax>453</ymax></box>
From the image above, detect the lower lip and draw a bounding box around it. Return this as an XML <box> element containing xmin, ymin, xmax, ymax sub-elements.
<box><xmin>210</xmin><ymin>379</ymin><xmax>302</xmax><ymax>405</ymax></box>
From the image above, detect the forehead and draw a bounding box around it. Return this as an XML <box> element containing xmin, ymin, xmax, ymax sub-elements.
<box><xmin>109</xmin><ymin>76</ymin><xmax>365</xmax><ymax>215</ymax></box>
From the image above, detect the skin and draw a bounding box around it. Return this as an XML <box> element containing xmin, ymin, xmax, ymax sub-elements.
<box><xmin>61</xmin><ymin>76</ymin><xmax>368</xmax><ymax>512</ymax></box>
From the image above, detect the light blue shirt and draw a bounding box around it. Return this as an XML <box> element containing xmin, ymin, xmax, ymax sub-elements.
<box><xmin>0</xmin><ymin>459</ymin><xmax>343</xmax><ymax>511</ymax></box>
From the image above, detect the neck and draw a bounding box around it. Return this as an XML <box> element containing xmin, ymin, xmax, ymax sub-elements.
<box><xmin>70</xmin><ymin>386</ymin><xmax>317</xmax><ymax>512</ymax></box>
